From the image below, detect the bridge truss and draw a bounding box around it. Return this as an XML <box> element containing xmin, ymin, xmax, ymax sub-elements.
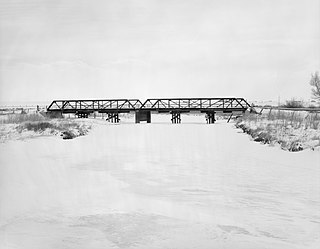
<box><xmin>47</xmin><ymin>99</ymin><xmax>142</xmax><ymax>113</ymax></box>
<box><xmin>47</xmin><ymin>97</ymin><xmax>250</xmax><ymax>123</ymax></box>
<box><xmin>140</xmin><ymin>98</ymin><xmax>250</xmax><ymax>112</ymax></box>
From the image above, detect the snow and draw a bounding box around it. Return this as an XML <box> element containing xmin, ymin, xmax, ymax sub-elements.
<box><xmin>0</xmin><ymin>115</ymin><xmax>319</xmax><ymax>249</ymax></box>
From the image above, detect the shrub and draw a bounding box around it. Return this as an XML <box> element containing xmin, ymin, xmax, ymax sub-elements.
<box><xmin>282</xmin><ymin>99</ymin><xmax>304</xmax><ymax>108</ymax></box>
<box><xmin>23</xmin><ymin>122</ymin><xmax>54</xmax><ymax>131</ymax></box>
<box><xmin>308</xmin><ymin>104</ymin><xmax>318</xmax><ymax>108</ymax></box>
<box><xmin>310</xmin><ymin>71</ymin><xmax>320</xmax><ymax>100</ymax></box>
<box><xmin>46</xmin><ymin>112</ymin><xmax>63</xmax><ymax>119</ymax></box>
<box><xmin>288</xmin><ymin>141</ymin><xmax>303</xmax><ymax>152</ymax></box>
<box><xmin>62</xmin><ymin>130</ymin><xmax>76</xmax><ymax>139</ymax></box>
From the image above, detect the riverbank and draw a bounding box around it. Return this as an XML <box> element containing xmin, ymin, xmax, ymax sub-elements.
<box><xmin>0</xmin><ymin>113</ymin><xmax>91</xmax><ymax>142</ymax></box>
<box><xmin>235</xmin><ymin>111</ymin><xmax>320</xmax><ymax>151</ymax></box>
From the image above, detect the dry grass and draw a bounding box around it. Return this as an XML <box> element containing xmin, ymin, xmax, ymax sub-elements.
<box><xmin>239</xmin><ymin>110</ymin><xmax>320</xmax><ymax>130</ymax></box>
<box><xmin>23</xmin><ymin>122</ymin><xmax>54</xmax><ymax>131</ymax></box>
<box><xmin>19</xmin><ymin>120</ymin><xmax>87</xmax><ymax>134</ymax></box>
<box><xmin>0</xmin><ymin>113</ymin><xmax>47</xmax><ymax>124</ymax></box>
<box><xmin>0</xmin><ymin>113</ymin><xmax>90</xmax><ymax>140</ymax></box>
<box><xmin>236</xmin><ymin>110</ymin><xmax>320</xmax><ymax>151</ymax></box>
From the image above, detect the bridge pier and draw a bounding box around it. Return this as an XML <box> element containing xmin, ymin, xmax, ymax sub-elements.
<box><xmin>135</xmin><ymin>110</ymin><xmax>151</xmax><ymax>123</ymax></box>
<box><xmin>76</xmin><ymin>112</ymin><xmax>89</xmax><ymax>118</ymax></box>
<box><xmin>171</xmin><ymin>112</ymin><xmax>181</xmax><ymax>124</ymax></box>
<box><xmin>106</xmin><ymin>113</ymin><xmax>120</xmax><ymax>123</ymax></box>
<box><xmin>206</xmin><ymin>112</ymin><xmax>216</xmax><ymax>124</ymax></box>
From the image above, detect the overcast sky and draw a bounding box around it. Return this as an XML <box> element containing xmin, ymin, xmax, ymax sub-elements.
<box><xmin>0</xmin><ymin>0</ymin><xmax>319</xmax><ymax>103</ymax></box>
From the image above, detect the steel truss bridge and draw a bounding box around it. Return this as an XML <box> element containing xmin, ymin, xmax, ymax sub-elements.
<box><xmin>47</xmin><ymin>98</ymin><xmax>250</xmax><ymax>123</ymax></box>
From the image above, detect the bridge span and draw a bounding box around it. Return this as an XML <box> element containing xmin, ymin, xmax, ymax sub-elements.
<box><xmin>47</xmin><ymin>97</ymin><xmax>250</xmax><ymax>123</ymax></box>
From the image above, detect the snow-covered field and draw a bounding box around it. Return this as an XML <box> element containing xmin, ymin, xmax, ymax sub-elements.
<box><xmin>0</xmin><ymin>115</ymin><xmax>319</xmax><ymax>249</ymax></box>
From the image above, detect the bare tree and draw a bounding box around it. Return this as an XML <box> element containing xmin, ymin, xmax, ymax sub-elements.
<box><xmin>310</xmin><ymin>71</ymin><xmax>320</xmax><ymax>100</ymax></box>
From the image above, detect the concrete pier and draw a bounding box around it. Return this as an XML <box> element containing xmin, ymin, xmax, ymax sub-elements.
<box><xmin>135</xmin><ymin>110</ymin><xmax>151</xmax><ymax>123</ymax></box>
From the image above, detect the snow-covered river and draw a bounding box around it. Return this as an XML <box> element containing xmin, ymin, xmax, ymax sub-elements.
<box><xmin>1</xmin><ymin>116</ymin><xmax>319</xmax><ymax>249</ymax></box>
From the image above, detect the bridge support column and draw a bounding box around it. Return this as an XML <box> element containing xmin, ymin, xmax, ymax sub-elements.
<box><xmin>135</xmin><ymin>111</ymin><xmax>151</xmax><ymax>123</ymax></box>
<box><xmin>106</xmin><ymin>113</ymin><xmax>120</xmax><ymax>123</ymax></box>
<box><xmin>76</xmin><ymin>112</ymin><xmax>89</xmax><ymax>118</ymax></box>
<box><xmin>206</xmin><ymin>112</ymin><xmax>216</xmax><ymax>124</ymax></box>
<box><xmin>171</xmin><ymin>112</ymin><xmax>181</xmax><ymax>124</ymax></box>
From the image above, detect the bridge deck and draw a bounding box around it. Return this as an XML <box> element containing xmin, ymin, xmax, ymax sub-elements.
<box><xmin>47</xmin><ymin>98</ymin><xmax>250</xmax><ymax>113</ymax></box>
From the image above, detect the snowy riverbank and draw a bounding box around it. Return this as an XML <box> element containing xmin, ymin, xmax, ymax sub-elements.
<box><xmin>235</xmin><ymin>112</ymin><xmax>320</xmax><ymax>152</ymax></box>
<box><xmin>0</xmin><ymin>116</ymin><xmax>319</xmax><ymax>249</ymax></box>
<box><xmin>0</xmin><ymin>114</ymin><xmax>91</xmax><ymax>142</ymax></box>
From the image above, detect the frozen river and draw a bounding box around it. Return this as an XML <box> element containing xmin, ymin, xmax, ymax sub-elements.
<box><xmin>0</xmin><ymin>116</ymin><xmax>319</xmax><ymax>249</ymax></box>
